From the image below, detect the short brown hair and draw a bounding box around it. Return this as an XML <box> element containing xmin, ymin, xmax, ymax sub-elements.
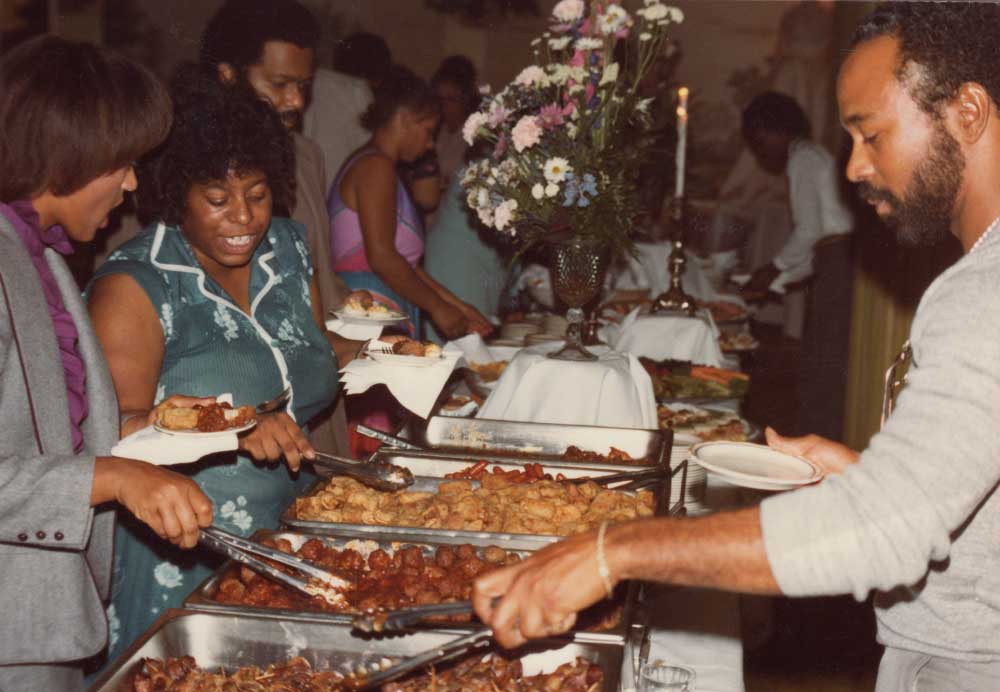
<box><xmin>0</xmin><ymin>36</ymin><xmax>172</xmax><ymax>201</ymax></box>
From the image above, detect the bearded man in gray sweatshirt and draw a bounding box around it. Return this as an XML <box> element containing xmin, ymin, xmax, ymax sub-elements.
<box><xmin>473</xmin><ymin>4</ymin><xmax>1000</xmax><ymax>690</ymax></box>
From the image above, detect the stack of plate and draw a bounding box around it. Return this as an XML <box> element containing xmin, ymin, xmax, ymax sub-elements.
<box><xmin>669</xmin><ymin>433</ymin><xmax>706</xmax><ymax>505</ymax></box>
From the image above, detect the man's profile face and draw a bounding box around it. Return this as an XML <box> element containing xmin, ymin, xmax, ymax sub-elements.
<box><xmin>837</xmin><ymin>34</ymin><xmax>964</xmax><ymax>247</ymax></box>
<box><xmin>244</xmin><ymin>41</ymin><xmax>314</xmax><ymax>131</ymax></box>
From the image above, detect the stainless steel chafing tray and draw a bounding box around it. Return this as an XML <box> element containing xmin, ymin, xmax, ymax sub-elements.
<box><xmin>184</xmin><ymin>529</ymin><xmax>637</xmax><ymax>641</ymax></box>
<box><xmin>282</xmin><ymin>461</ymin><xmax>683</xmax><ymax>549</ymax></box>
<box><xmin>87</xmin><ymin>609</ymin><xmax>625</xmax><ymax>692</ymax></box>
<box><xmin>413</xmin><ymin>416</ymin><xmax>672</xmax><ymax>467</ymax></box>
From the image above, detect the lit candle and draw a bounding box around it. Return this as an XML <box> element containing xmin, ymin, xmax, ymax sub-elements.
<box><xmin>674</xmin><ymin>86</ymin><xmax>689</xmax><ymax>199</ymax></box>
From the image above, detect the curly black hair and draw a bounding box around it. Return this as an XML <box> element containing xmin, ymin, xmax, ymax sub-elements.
<box><xmin>360</xmin><ymin>65</ymin><xmax>441</xmax><ymax>132</ymax></box>
<box><xmin>200</xmin><ymin>0</ymin><xmax>319</xmax><ymax>72</ymax></box>
<box><xmin>742</xmin><ymin>91</ymin><xmax>811</xmax><ymax>139</ymax></box>
<box><xmin>852</xmin><ymin>2</ymin><xmax>1000</xmax><ymax>117</ymax></box>
<box><xmin>136</xmin><ymin>64</ymin><xmax>294</xmax><ymax>226</ymax></box>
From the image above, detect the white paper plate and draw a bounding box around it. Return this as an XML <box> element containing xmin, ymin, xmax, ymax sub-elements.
<box><xmin>369</xmin><ymin>352</ymin><xmax>445</xmax><ymax>367</ymax></box>
<box><xmin>333</xmin><ymin>309</ymin><xmax>408</xmax><ymax>324</ymax></box>
<box><xmin>154</xmin><ymin>420</ymin><xmax>256</xmax><ymax>437</ymax></box>
<box><xmin>690</xmin><ymin>441</ymin><xmax>823</xmax><ymax>491</ymax></box>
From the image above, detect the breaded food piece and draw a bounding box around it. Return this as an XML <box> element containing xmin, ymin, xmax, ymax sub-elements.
<box><xmin>392</xmin><ymin>339</ymin><xmax>426</xmax><ymax>356</ymax></box>
<box><xmin>346</xmin><ymin>289</ymin><xmax>374</xmax><ymax>308</ymax></box>
<box><xmin>158</xmin><ymin>406</ymin><xmax>199</xmax><ymax>430</ymax></box>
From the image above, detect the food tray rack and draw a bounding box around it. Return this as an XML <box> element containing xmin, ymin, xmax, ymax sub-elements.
<box><xmin>184</xmin><ymin>529</ymin><xmax>638</xmax><ymax>642</ymax></box>
<box><xmin>87</xmin><ymin>608</ymin><xmax>626</xmax><ymax>692</ymax></box>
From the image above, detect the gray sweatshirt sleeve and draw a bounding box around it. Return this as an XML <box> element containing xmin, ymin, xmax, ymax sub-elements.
<box><xmin>759</xmin><ymin>249</ymin><xmax>1000</xmax><ymax>600</ymax></box>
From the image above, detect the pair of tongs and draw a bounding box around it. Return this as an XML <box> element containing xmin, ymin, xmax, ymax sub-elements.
<box><xmin>356</xmin><ymin>424</ymin><xmax>423</xmax><ymax>451</ymax></box>
<box><xmin>574</xmin><ymin>464</ymin><xmax>673</xmax><ymax>490</ymax></box>
<box><xmin>198</xmin><ymin>526</ymin><xmax>350</xmax><ymax>606</ymax></box>
<box><xmin>352</xmin><ymin>600</ymin><xmax>478</xmax><ymax>633</ymax></box>
<box><xmin>346</xmin><ymin>629</ymin><xmax>493</xmax><ymax>691</ymax></box>
<box><xmin>310</xmin><ymin>451</ymin><xmax>414</xmax><ymax>491</ymax></box>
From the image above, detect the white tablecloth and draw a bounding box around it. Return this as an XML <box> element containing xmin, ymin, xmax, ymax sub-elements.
<box><xmin>606</xmin><ymin>308</ymin><xmax>726</xmax><ymax>367</ymax></box>
<box><xmin>476</xmin><ymin>345</ymin><xmax>658</xmax><ymax>429</ymax></box>
<box><xmin>639</xmin><ymin>475</ymin><xmax>750</xmax><ymax>692</ymax></box>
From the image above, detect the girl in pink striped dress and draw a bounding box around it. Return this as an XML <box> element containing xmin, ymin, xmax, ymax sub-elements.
<box><xmin>328</xmin><ymin>66</ymin><xmax>492</xmax><ymax>340</ymax></box>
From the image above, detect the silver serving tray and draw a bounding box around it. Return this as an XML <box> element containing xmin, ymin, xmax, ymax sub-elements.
<box><xmin>282</xmin><ymin>465</ymin><xmax>681</xmax><ymax>549</ymax></box>
<box><xmin>184</xmin><ymin>529</ymin><xmax>637</xmax><ymax>641</ymax></box>
<box><xmin>87</xmin><ymin>609</ymin><xmax>624</xmax><ymax>692</ymax></box>
<box><xmin>415</xmin><ymin>416</ymin><xmax>671</xmax><ymax>466</ymax></box>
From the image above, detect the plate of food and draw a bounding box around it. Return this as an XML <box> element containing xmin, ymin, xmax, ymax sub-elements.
<box><xmin>641</xmin><ymin>357</ymin><xmax>750</xmax><ymax>400</ymax></box>
<box><xmin>698</xmin><ymin>299</ymin><xmax>750</xmax><ymax>325</ymax></box>
<box><xmin>334</xmin><ymin>290</ymin><xmax>407</xmax><ymax>324</ymax></box>
<box><xmin>690</xmin><ymin>441</ymin><xmax>823</xmax><ymax>491</ymax></box>
<box><xmin>367</xmin><ymin>338</ymin><xmax>444</xmax><ymax>366</ymax></box>
<box><xmin>719</xmin><ymin>331</ymin><xmax>760</xmax><ymax>353</ymax></box>
<box><xmin>467</xmin><ymin>360</ymin><xmax>509</xmax><ymax>390</ymax></box>
<box><xmin>153</xmin><ymin>401</ymin><xmax>257</xmax><ymax>437</ymax></box>
<box><xmin>657</xmin><ymin>402</ymin><xmax>759</xmax><ymax>442</ymax></box>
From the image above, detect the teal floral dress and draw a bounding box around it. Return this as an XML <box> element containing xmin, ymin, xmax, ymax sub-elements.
<box><xmin>87</xmin><ymin>218</ymin><xmax>338</xmax><ymax>666</ymax></box>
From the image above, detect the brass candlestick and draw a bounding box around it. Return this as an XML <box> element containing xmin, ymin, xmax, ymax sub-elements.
<box><xmin>652</xmin><ymin>196</ymin><xmax>697</xmax><ymax>316</ymax></box>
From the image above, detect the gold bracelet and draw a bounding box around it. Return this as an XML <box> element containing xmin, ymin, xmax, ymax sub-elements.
<box><xmin>596</xmin><ymin>521</ymin><xmax>614</xmax><ymax>598</ymax></box>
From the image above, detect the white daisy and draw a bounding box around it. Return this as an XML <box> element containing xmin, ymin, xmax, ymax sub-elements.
<box><xmin>543</xmin><ymin>157</ymin><xmax>572</xmax><ymax>183</ymax></box>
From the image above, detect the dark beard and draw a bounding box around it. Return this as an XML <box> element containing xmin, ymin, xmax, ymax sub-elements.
<box><xmin>857</xmin><ymin>123</ymin><xmax>964</xmax><ymax>248</ymax></box>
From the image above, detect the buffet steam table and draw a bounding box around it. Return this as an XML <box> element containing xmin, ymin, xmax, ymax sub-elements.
<box><xmin>475</xmin><ymin>347</ymin><xmax>747</xmax><ymax>692</ymax></box>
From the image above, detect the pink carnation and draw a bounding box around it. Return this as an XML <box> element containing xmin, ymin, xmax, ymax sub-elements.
<box><xmin>538</xmin><ymin>104</ymin><xmax>565</xmax><ymax>129</ymax></box>
<box><xmin>511</xmin><ymin>116</ymin><xmax>542</xmax><ymax>153</ymax></box>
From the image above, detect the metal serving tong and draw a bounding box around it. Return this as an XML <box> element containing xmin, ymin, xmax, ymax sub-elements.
<box><xmin>198</xmin><ymin>526</ymin><xmax>351</xmax><ymax>606</ymax></box>
<box><xmin>574</xmin><ymin>464</ymin><xmax>673</xmax><ymax>490</ymax></box>
<box><xmin>346</xmin><ymin>629</ymin><xmax>493</xmax><ymax>691</ymax></box>
<box><xmin>352</xmin><ymin>600</ymin><xmax>478</xmax><ymax>633</ymax></box>
<box><xmin>356</xmin><ymin>424</ymin><xmax>424</xmax><ymax>451</ymax></box>
<box><xmin>310</xmin><ymin>451</ymin><xmax>414</xmax><ymax>491</ymax></box>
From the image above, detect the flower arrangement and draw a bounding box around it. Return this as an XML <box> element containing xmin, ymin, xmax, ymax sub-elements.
<box><xmin>461</xmin><ymin>0</ymin><xmax>683</xmax><ymax>258</ymax></box>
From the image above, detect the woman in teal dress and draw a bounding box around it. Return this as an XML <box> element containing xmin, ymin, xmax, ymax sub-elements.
<box><xmin>86</xmin><ymin>68</ymin><xmax>367</xmax><ymax>665</ymax></box>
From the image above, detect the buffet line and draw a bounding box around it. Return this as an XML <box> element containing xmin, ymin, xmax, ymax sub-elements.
<box><xmin>89</xmin><ymin>418</ymin><xmax>687</xmax><ymax>692</ymax></box>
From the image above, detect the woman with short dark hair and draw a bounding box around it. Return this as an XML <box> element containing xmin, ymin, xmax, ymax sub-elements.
<box><xmin>0</xmin><ymin>36</ymin><xmax>213</xmax><ymax>692</ymax></box>
<box><xmin>328</xmin><ymin>65</ymin><xmax>492</xmax><ymax>339</ymax></box>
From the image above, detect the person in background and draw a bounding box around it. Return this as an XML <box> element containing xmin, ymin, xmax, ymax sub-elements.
<box><xmin>333</xmin><ymin>31</ymin><xmax>393</xmax><ymax>91</ymax></box>
<box><xmin>420</xmin><ymin>55</ymin><xmax>481</xmax><ymax>232</ymax></box>
<box><xmin>425</xmin><ymin>173</ymin><xmax>509</xmax><ymax>343</ymax></box>
<box><xmin>432</xmin><ymin>55</ymin><xmax>480</xmax><ymax>192</ymax></box>
<box><xmin>0</xmin><ymin>37</ymin><xmax>212</xmax><ymax>692</ymax></box>
<box><xmin>739</xmin><ymin>91</ymin><xmax>854</xmax><ymax>441</ymax></box>
<box><xmin>475</xmin><ymin>4</ymin><xmax>1000</xmax><ymax>690</ymax></box>
<box><xmin>329</xmin><ymin>65</ymin><xmax>492</xmax><ymax>340</ymax></box>
<box><xmin>306</xmin><ymin>32</ymin><xmax>394</xmax><ymax>187</ymax></box>
<box><xmin>86</xmin><ymin>67</ymin><xmax>368</xmax><ymax>666</ymax></box>
<box><xmin>304</xmin><ymin>68</ymin><xmax>371</xmax><ymax>189</ymax></box>
<box><xmin>200</xmin><ymin>0</ymin><xmax>351</xmax><ymax>457</ymax></box>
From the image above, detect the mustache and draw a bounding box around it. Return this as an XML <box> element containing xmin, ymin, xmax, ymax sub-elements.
<box><xmin>856</xmin><ymin>182</ymin><xmax>898</xmax><ymax>206</ymax></box>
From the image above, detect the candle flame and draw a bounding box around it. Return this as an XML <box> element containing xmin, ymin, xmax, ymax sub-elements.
<box><xmin>676</xmin><ymin>106</ymin><xmax>688</xmax><ymax>120</ymax></box>
<box><xmin>678</xmin><ymin>86</ymin><xmax>689</xmax><ymax>99</ymax></box>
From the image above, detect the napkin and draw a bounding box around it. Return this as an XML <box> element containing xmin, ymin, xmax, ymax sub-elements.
<box><xmin>112</xmin><ymin>393</ymin><xmax>240</xmax><ymax>466</ymax></box>
<box><xmin>445</xmin><ymin>333</ymin><xmax>523</xmax><ymax>366</ymax></box>
<box><xmin>476</xmin><ymin>346</ymin><xmax>658</xmax><ymax>429</ymax></box>
<box><xmin>339</xmin><ymin>342</ymin><xmax>462</xmax><ymax>418</ymax></box>
<box><xmin>325</xmin><ymin>317</ymin><xmax>384</xmax><ymax>340</ymax></box>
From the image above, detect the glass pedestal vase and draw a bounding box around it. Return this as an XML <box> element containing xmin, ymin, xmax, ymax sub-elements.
<box><xmin>546</xmin><ymin>234</ymin><xmax>610</xmax><ymax>361</ymax></box>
